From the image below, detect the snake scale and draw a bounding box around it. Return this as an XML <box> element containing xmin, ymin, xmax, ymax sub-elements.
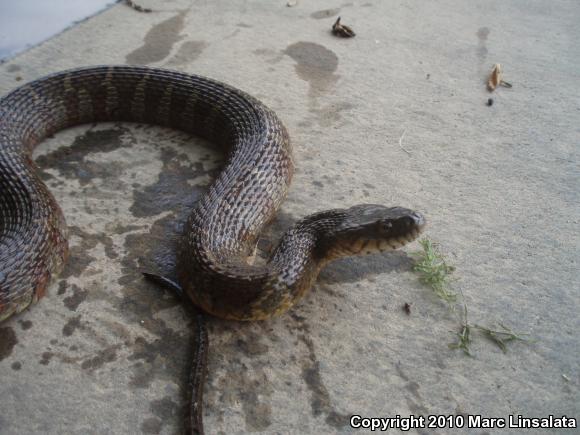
<box><xmin>0</xmin><ymin>65</ymin><xmax>425</xmax><ymax>432</ymax></box>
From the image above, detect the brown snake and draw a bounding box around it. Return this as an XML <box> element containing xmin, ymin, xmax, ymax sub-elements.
<box><xmin>0</xmin><ymin>66</ymin><xmax>425</xmax><ymax>432</ymax></box>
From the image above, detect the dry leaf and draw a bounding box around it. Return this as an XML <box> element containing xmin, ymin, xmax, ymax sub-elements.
<box><xmin>332</xmin><ymin>17</ymin><xmax>356</xmax><ymax>38</ymax></box>
<box><xmin>487</xmin><ymin>64</ymin><xmax>502</xmax><ymax>92</ymax></box>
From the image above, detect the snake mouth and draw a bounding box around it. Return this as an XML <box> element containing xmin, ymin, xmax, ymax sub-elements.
<box><xmin>376</xmin><ymin>215</ymin><xmax>427</xmax><ymax>252</ymax></box>
<box><xmin>378</xmin><ymin>232</ymin><xmax>421</xmax><ymax>251</ymax></box>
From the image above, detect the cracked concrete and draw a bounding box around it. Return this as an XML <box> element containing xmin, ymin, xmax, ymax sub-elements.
<box><xmin>0</xmin><ymin>1</ymin><xmax>578</xmax><ymax>434</ymax></box>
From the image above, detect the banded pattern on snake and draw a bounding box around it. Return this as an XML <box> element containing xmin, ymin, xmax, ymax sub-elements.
<box><xmin>0</xmin><ymin>65</ymin><xmax>425</xmax><ymax>323</ymax></box>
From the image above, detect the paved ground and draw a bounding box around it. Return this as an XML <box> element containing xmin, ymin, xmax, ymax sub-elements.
<box><xmin>0</xmin><ymin>1</ymin><xmax>578</xmax><ymax>434</ymax></box>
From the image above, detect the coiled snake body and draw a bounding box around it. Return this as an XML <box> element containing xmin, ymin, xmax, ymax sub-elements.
<box><xmin>0</xmin><ymin>66</ymin><xmax>425</xmax><ymax>433</ymax></box>
<box><xmin>0</xmin><ymin>65</ymin><xmax>425</xmax><ymax>323</ymax></box>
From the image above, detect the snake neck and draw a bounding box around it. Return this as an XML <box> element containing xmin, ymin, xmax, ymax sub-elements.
<box><xmin>181</xmin><ymin>210</ymin><xmax>347</xmax><ymax>321</ymax></box>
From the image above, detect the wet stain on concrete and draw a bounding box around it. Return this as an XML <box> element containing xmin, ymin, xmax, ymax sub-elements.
<box><xmin>311</xmin><ymin>101</ymin><xmax>354</xmax><ymax>127</ymax></box>
<box><xmin>5</xmin><ymin>64</ymin><xmax>21</xmax><ymax>72</ymax></box>
<box><xmin>141</xmin><ymin>417</ymin><xmax>163</xmax><ymax>434</ymax></box>
<box><xmin>130</xmin><ymin>147</ymin><xmax>214</xmax><ymax>218</ymax></box>
<box><xmin>234</xmin><ymin>335</ymin><xmax>269</xmax><ymax>356</ymax></box>
<box><xmin>166</xmin><ymin>40</ymin><xmax>209</xmax><ymax>67</ymax></box>
<box><xmin>239</xmin><ymin>380</ymin><xmax>273</xmax><ymax>431</ymax></box>
<box><xmin>62</xmin><ymin>315</ymin><xmax>83</xmax><ymax>337</ymax></box>
<box><xmin>63</xmin><ymin>284</ymin><xmax>89</xmax><ymax>311</ymax></box>
<box><xmin>81</xmin><ymin>344</ymin><xmax>121</xmax><ymax>371</ymax></box>
<box><xmin>61</xmin><ymin>249</ymin><xmax>96</xmax><ymax>280</ymax></box>
<box><xmin>476</xmin><ymin>27</ymin><xmax>490</xmax><ymax>69</ymax></box>
<box><xmin>36</xmin><ymin>127</ymin><xmax>130</xmax><ymax>185</ymax></box>
<box><xmin>141</xmin><ymin>396</ymin><xmax>182</xmax><ymax>434</ymax></box>
<box><xmin>18</xmin><ymin>320</ymin><xmax>32</xmax><ymax>330</ymax></box>
<box><xmin>126</xmin><ymin>10</ymin><xmax>188</xmax><ymax>64</ymax></box>
<box><xmin>11</xmin><ymin>361</ymin><xmax>22</xmax><ymax>370</ymax></box>
<box><xmin>71</xmin><ymin>226</ymin><xmax>117</xmax><ymax>259</ymax></box>
<box><xmin>290</xmin><ymin>314</ymin><xmax>350</xmax><ymax>429</ymax></box>
<box><xmin>310</xmin><ymin>8</ymin><xmax>341</xmax><ymax>19</ymax></box>
<box><xmin>283</xmin><ymin>42</ymin><xmax>339</xmax><ymax>98</ymax></box>
<box><xmin>203</xmin><ymin>321</ymin><xmax>276</xmax><ymax>432</ymax></box>
<box><xmin>0</xmin><ymin>327</ymin><xmax>17</xmax><ymax>361</ymax></box>
<box><xmin>127</xmin><ymin>327</ymin><xmax>190</xmax><ymax>390</ymax></box>
<box><xmin>283</xmin><ymin>42</ymin><xmax>345</xmax><ymax>126</ymax></box>
<box><xmin>39</xmin><ymin>351</ymin><xmax>54</xmax><ymax>365</ymax></box>
<box><xmin>60</xmin><ymin>226</ymin><xmax>117</xmax><ymax>280</ymax></box>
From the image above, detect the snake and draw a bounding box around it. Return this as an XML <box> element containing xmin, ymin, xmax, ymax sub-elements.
<box><xmin>0</xmin><ymin>65</ymin><xmax>426</xmax><ymax>432</ymax></box>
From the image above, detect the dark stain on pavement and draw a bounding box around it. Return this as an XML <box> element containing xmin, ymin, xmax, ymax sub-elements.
<box><xmin>63</xmin><ymin>284</ymin><xmax>89</xmax><ymax>311</ymax></box>
<box><xmin>126</xmin><ymin>10</ymin><xmax>188</xmax><ymax>64</ymax></box>
<box><xmin>81</xmin><ymin>344</ymin><xmax>121</xmax><ymax>371</ymax></box>
<box><xmin>60</xmin><ymin>226</ymin><xmax>117</xmax><ymax>280</ymax></box>
<box><xmin>18</xmin><ymin>320</ymin><xmax>32</xmax><ymax>330</ymax></box>
<box><xmin>62</xmin><ymin>315</ymin><xmax>83</xmax><ymax>337</ymax></box>
<box><xmin>0</xmin><ymin>327</ymin><xmax>17</xmax><ymax>361</ymax></box>
<box><xmin>127</xmin><ymin>330</ymin><xmax>190</xmax><ymax>390</ymax></box>
<box><xmin>166</xmin><ymin>40</ymin><xmax>209</xmax><ymax>67</ymax></box>
<box><xmin>289</xmin><ymin>314</ymin><xmax>350</xmax><ymax>429</ymax></box>
<box><xmin>283</xmin><ymin>42</ymin><xmax>339</xmax><ymax>98</ymax></box>
<box><xmin>130</xmin><ymin>146</ymin><xmax>216</xmax><ymax>218</ymax></box>
<box><xmin>203</xmin><ymin>321</ymin><xmax>275</xmax><ymax>432</ymax></box>
<box><xmin>141</xmin><ymin>396</ymin><xmax>182</xmax><ymax>434</ymax></box>
<box><xmin>5</xmin><ymin>64</ymin><xmax>21</xmax><ymax>72</ymax></box>
<box><xmin>476</xmin><ymin>27</ymin><xmax>490</xmax><ymax>68</ymax></box>
<box><xmin>141</xmin><ymin>417</ymin><xmax>163</xmax><ymax>434</ymax></box>
<box><xmin>35</xmin><ymin>127</ymin><xmax>130</xmax><ymax>185</ymax></box>
<box><xmin>39</xmin><ymin>351</ymin><xmax>54</xmax><ymax>365</ymax></box>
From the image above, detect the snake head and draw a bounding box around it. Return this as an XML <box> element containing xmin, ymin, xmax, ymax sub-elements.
<box><xmin>325</xmin><ymin>204</ymin><xmax>426</xmax><ymax>257</ymax></box>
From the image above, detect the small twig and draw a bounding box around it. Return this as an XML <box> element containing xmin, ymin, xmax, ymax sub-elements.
<box><xmin>398</xmin><ymin>129</ymin><xmax>411</xmax><ymax>155</ymax></box>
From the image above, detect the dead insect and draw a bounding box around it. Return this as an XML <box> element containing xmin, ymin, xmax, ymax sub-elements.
<box><xmin>486</xmin><ymin>98</ymin><xmax>494</xmax><ymax>106</ymax></box>
<box><xmin>403</xmin><ymin>303</ymin><xmax>412</xmax><ymax>315</ymax></box>
<box><xmin>332</xmin><ymin>17</ymin><xmax>356</xmax><ymax>38</ymax></box>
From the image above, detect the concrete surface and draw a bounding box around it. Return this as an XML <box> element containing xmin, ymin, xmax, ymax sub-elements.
<box><xmin>0</xmin><ymin>1</ymin><xmax>578</xmax><ymax>434</ymax></box>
